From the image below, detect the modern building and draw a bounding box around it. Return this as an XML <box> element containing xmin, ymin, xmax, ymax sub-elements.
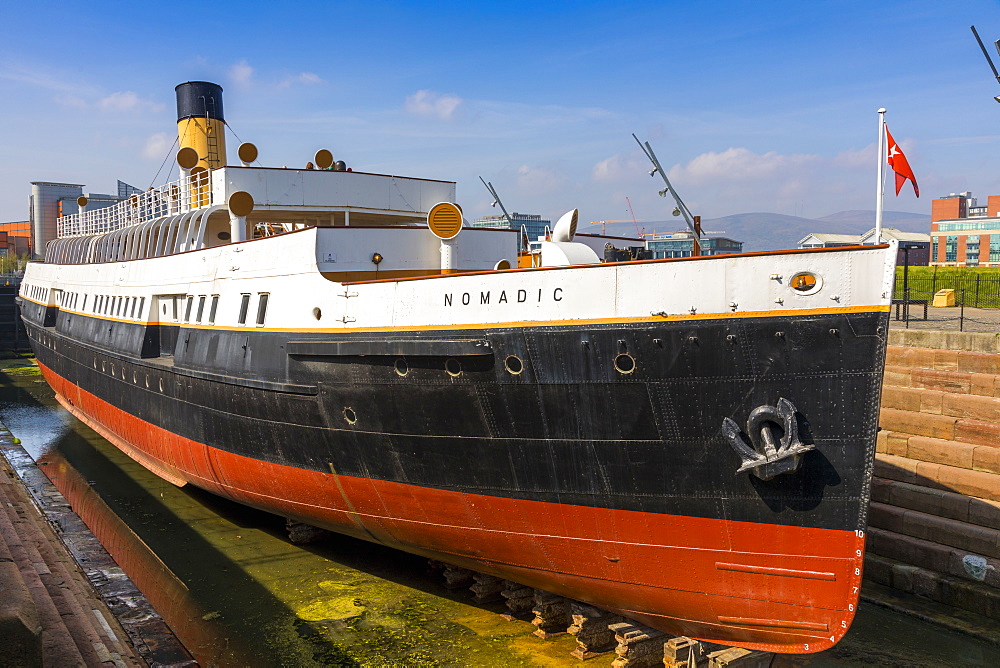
<box><xmin>799</xmin><ymin>228</ymin><xmax>930</xmax><ymax>266</ymax></box>
<box><xmin>798</xmin><ymin>233</ymin><xmax>862</xmax><ymax>249</ymax></box>
<box><xmin>859</xmin><ymin>228</ymin><xmax>930</xmax><ymax>266</ymax></box>
<box><xmin>470</xmin><ymin>212</ymin><xmax>550</xmax><ymax>243</ymax></box>
<box><xmin>930</xmin><ymin>191</ymin><xmax>1000</xmax><ymax>267</ymax></box>
<box><xmin>644</xmin><ymin>230</ymin><xmax>743</xmax><ymax>258</ymax></box>
<box><xmin>0</xmin><ymin>221</ymin><xmax>32</xmax><ymax>256</ymax></box>
<box><xmin>27</xmin><ymin>180</ymin><xmax>138</xmax><ymax>256</ymax></box>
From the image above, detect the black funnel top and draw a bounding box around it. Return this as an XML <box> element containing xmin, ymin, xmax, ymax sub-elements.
<box><xmin>175</xmin><ymin>81</ymin><xmax>225</xmax><ymax>122</ymax></box>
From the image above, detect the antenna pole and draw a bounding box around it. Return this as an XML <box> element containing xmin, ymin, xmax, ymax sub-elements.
<box><xmin>971</xmin><ymin>25</ymin><xmax>1000</xmax><ymax>85</ymax></box>
<box><xmin>875</xmin><ymin>109</ymin><xmax>886</xmax><ymax>244</ymax></box>
<box><xmin>632</xmin><ymin>134</ymin><xmax>700</xmax><ymax>244</ymax></box>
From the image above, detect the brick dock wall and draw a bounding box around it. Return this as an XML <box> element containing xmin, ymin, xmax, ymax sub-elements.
<box><xmin>868</xmin><ymin>329</ymin><xmax>1000</xmax><ymax>617</ymax></box>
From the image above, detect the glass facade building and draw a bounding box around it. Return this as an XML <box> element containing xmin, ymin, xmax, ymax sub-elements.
<box><xmin>644</xmin><ymin>231</ymin><xmax>743</xmax><ymax>258</ymax></box>
<box><xmin>470</xmin><ymin>213</ymin><xmax>550</xmax><ymax>242</ymax></box>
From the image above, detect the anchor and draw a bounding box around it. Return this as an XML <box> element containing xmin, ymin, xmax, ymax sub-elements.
<box><xmin>721</xmin><ymin>398</ymin><xmax>815</xmax><ymax>480</ymax></box>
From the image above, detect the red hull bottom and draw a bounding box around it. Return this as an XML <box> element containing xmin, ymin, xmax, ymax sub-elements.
<box><xmin>41</xmin><ymin>361</ymin><xmax>865</xmax><ymax>653</ymax></box>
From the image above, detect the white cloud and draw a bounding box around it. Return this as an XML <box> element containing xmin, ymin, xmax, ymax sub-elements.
<box><xmin>515</xmin><ymin>164</ymin><xmax>568</xmax><ymax>196</ymax></box>
<box><xmin>230</xmin><ymin>60</ymin><xmax>254</xmax><ymax>86</ymax></box>
<box><xmin>591</xmin><ymin>153</ymin><xmax>647</xmax><ymax>183</ymax></box>
<box><xmin>52</xmin><ymin>90</ymin><xmax>162</xmax><ymax>113</ymax></box>
<box><xmin>404</xmin><ymin>90</ymin><xmax>463</xmax><ymax>121</ymax></box>
<box><xmin>142</xmin><ymin>132</ymin><xmax>173</xmax><ymax>160</ymax></box>
<box><xmin>277</xmin><ymin>72</ymin><xmax>325</xmax><ymax>88</ymax></box>
<box><xmin>668</xmin><ymin>147</ymin><xmax>820</xmax><ymax>184</ymax></box>
<box><xmin>98</xmin><ymin>91</ymin><xmax>158</xmax><ymax>112</ymax></box>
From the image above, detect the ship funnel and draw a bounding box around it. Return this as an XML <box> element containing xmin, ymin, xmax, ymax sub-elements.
<box><xmin>175</xmin><ymin>81</ymin><xmax>228</xmax><ymax>170</ymax></box>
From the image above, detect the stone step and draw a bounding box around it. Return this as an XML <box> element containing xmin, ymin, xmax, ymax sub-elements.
<box><xmin>876</xmin><ymin>430</ymin><xmax>1000</xmax><ymax>474</ymax></box>
<box><xmin>869</xmin><ymin>501</ymin><xmax>1000</xmax><ymax>559</ymax></box>
<box><xmin>868</xmin><ymin>526</ymin><xmax>1000</xmax><ymax>592</ymax></box>
<box><xmin>886</xmin><ymin>344</ymin><xmax>1000</xmax><ymax>374</ymax></box>
<box><xmin>872</xmin><ymin>477</ymin><xmax>1000</xmax><ymax>531</ymax></box>
<box><xmin>0</xmin><ymin>491</ymin><xmax>85</xmax><ymax>666</ymax></box>
<box><xmin>20</xmin><ymin>510</ymin><xmax>135</xmax><ymax>664</ymax></box>
<box><xmin>864</xmin><ymin>552</ymin><xmax>1000</xmax><ymax>621</ymax></box>
<box><xmin>874</xmin><ymin>453</ymin><xmax>1000</xmax><ymax>502</ymax></box>
<box><xmin>882</xmin><ymin>384</ymin><xmax>1000</xmax><ymax>417</ymax></box>
<box><xmin>2</xmin><ymin>497</ymin><xmax>113</xmax><ymax>666</ymax></box>
<box><xmin>877</xmin><ymin>413</ymin><xmax>1000</xmax><ymax>451</ymax></box>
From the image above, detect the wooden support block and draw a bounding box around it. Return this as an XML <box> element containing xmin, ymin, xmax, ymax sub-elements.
<box><xmin>663</xmin><ymin>636</ymin><xmax>703</xmax><ymax>666</ymax></box>
<box><xmin>441</xmin><ymin>564</ymin><xmax>475</xmax><ymax>589</ymax></box>
<box><xmin>499</xmin><ymin>580</ymin><xmax>534</xmax><ymax>621</ymax></box>
<box><xmin>531</xmin><ymin>590</ymin><xmax>570</xmax><ymax>639</ymax></box>
<box><xmin>707</xmin><ymin>647</ymin><xmax>773</xmax><ymax>667</ymax></box>
<box><xmin>609</xmin><ymin>621</ymin><xmax>666</xmax><ymax>667</ymax></box>
<box><xmin>469</xmin><ymin>572</ymin><xmax>504</xmax><ymax>604</ymax></box>
<box><xmin>567</xmin><ymin>601</ymin><xmax>624</xmax><ymax>659</ymax></box>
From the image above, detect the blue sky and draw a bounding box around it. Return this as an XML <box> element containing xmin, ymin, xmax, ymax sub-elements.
<box><xmin>4</xmin><ymin>0</ymin><xmax>1000</xmax><ymax>230</ymax></box>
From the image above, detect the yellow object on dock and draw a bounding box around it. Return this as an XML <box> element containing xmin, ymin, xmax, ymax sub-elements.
<box><xmin>932</xmin><ymin>289</ymin><xmax>956</xmax><ymax>307</ymax></box>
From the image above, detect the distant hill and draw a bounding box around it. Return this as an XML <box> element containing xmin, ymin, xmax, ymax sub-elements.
<box><xmin>591</xmin><ymin>209</ymin><xmax>930</xmax><ymax>252</ymax></box>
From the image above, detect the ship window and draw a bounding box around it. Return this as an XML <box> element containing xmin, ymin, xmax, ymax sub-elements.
<box><xmin>238</xmin><ymin>294</ymin><xmax>251</xmax><ymax>324</ymax></box>
<box><xmin>138</xmin><ymin>297</ymin><xmax>145</xmax><ymax>318</ymax></box>
<box><xmin>196</xmin><ymin>296</ymin><xmax>206</xmax><ymax>323</ymax></box>
<box><xmin>208</xmin><ymin>295</ymin><xmax>219</xmax><ymax>324</ymax></box>
<box><xmin>256</xmin><ymin>293</ymin><xmax>269</xmax><ymax>326</ymax></box>
<box><xmin>96</xmin><ymin>295</ymin><xmax>102</xmax><ymax>312</ymax></box>
<box><xmin>130</xmin><ymin>298</ymin><xmax>138</xmax><ymax>318</ymax></box>
<box><xmin>118</xmin><ymin>297</ymin><xmax>125</xmax><ymax>316</ymax></box>
<box><xmin>172</xmin><ymin>297</ymin><xmax>179</xmax><ymax>321</ymax></box>
<box><xmin>81</xmin><ymin>295</ymin><xmax>87</xmax><ymax>311</ymax></box>
<box><xmin>184</xmin><ymin>296</ymin><xmax>194</xmax><ymax>322</ymax></box>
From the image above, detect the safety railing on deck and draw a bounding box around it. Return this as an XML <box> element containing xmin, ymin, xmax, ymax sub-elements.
<box><xmin>56</xmin><ymin>170</ymin><xmax>214</xmax><ymax>238</ymax></box>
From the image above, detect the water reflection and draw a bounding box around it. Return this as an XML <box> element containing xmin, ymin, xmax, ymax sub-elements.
<box><xmin>1</xmin><ymin>365</ymin><xmax>999</xmax><ymax>666</ymax></box>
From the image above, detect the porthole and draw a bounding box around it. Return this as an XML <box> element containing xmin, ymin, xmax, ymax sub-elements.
<box><xmin>445</xmin><ymin>358</ymin><xmax>462</xmax><ymax>377</ymax></box>
<box><xmin>504</xmin><ymin>354</ymin><xmax>524</xmax><ymax>375</ymax></box>
<box><xmin>343</xmin><ymin>407</ymin><xmax>357</xmax><ymax>424</ymax></box>
<box><xmin>394</xmin><ymin>358</ymin><xmax>409</xmax><ymax>377</ymax></box>
<box><xmin>313</xmin><ymin>307</ymin><xmax>322</xmax><ymax>321</ymax></box>
<box><xmin>158</xmin><ymin>378</ymin><xmax>164</xmax><ymax>392</ymax></box>
<box><xmin>613</xmin><ymin>353</ymin><xmax>636</xmax><ymax>375</ymax></box>
<box><xmin>101</xmin><ymin>361</ymin><xmax>106</xmax><ymax>373</ymax></box>
<box><xmin>789</xmin><ymin>271</ymin><xmax>822</xmax><ymax>295</ymax></box>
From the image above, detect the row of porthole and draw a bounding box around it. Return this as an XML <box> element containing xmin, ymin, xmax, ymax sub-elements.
<box><xmin>93</xmin><ymin>356</ymin><xmax>165</xmax><ymax>392</ymax></box>
<box><xmin>346</xmin><ymin>353</ymin><xmax>636</xmax><ymax>425</ymax></box>
<box><xmin>384</xmin><ymin>352</ymin><xmax>637</xmax><ymax>381</ymax></box>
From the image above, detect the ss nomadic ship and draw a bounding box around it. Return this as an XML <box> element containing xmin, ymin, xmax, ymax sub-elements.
<box><xmin>19</xmin><ymin>82</ymin><xmax>896</xmax><ymax>654</ymax></box>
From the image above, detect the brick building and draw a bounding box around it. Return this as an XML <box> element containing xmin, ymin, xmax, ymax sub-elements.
<box><xmin>929</xmin><ymin>191</ymin><xmax>1000</xmax><ymax>266</ymax></box>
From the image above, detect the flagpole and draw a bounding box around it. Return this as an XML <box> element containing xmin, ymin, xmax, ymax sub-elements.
<box><xmin>875</xmin><ymin>108</ymin><xmax>886</xmax><ymax>243</ymax></box>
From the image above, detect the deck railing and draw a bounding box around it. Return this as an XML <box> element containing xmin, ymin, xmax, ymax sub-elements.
<box><xmin>56</xmin><ymin>170</ymin><xmax>214</xmax><ymax>238</ymax></box>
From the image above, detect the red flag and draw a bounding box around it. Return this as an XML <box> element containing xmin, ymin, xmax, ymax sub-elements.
<box><xmin>885</xmin><ymin>125</ymin><xmax>919</xmax><ymax>197</ymax></box>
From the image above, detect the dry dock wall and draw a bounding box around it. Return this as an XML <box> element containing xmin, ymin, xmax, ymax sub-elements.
<box><xmin>869</xmin><ymin>329</ymin><xmax>1000</xmax><ymax>618</ymax></box>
